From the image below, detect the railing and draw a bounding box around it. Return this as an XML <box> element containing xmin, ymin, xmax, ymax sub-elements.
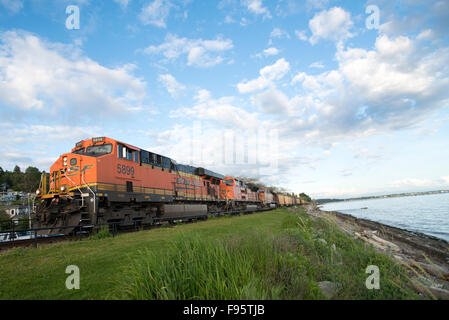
<box><xmin>0</xmin><ymin>217</ymin><xmax>36</xmax><ymax>232</ymax></box>
<box><xmin>0</xmin><ymin>220</ymin><xmax>134</xmax><ymax>249</ymax></box>
<box><xmin>0</xmin><ymin>206</ymin><xmax>279</xmax><ymax>250</ymax></box>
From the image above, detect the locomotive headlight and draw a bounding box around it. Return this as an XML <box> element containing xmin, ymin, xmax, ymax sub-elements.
<box><xmin>60</xmin><ymin>186</ymin><xmax>67</xmax><ymax>192</ymax></box>
<box><xmin>63</xmin><ymin>156</ymin><xmax>67</xmax><ymax>166</ymax></box>
<box><xmin>35</xmin><ymin>189</ymin><xmax>41</xmax><ymax>195</ymax></box>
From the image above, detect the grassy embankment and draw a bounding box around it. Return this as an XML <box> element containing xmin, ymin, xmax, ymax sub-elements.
<box><xmin>0</xmin><ymin>207</ymin><xmax>421</xmax><ymax>299</ymax></box>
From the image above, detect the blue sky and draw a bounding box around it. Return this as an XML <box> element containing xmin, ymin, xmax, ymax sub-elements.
<box><xmin>0</xmin><ymin>0</ymin><xmax>448</xmax><ymax>198</ymax></box>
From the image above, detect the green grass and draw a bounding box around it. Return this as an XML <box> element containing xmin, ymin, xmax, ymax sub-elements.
<box><xmin>88</xmin><ymin>226</ymin><xmax>112</xmax><ymax>240</ymax></box>
<box><xmin>0</xmin><ymin>208</ymin><xmax>422</xmax><ymax>299</ymax></box>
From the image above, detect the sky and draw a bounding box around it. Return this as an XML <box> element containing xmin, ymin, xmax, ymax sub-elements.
<box><xmin>0</xmin><ymin>0</ymin><xmax>448</xmax><ymax>199</ymax></box>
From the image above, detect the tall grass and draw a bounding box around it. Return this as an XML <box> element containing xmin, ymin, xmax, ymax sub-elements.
<box><xmin>115</xmin><ymin>208</ymin><xmax>422</xmax><ymax>300</ymax></box>
<box><xmin>116</xmin><ymin>233</ymin><xmax>311</xmax><ymax>299</ymax></box>
<box><xmin>88</xmin><ymin>226</ymin><xmax>112</xmax><ymax>240</ymax></box>
<box><xmin>282</xmin><ymin>209</ymin><xmax>421</xmax><ymax>299</ymax></box>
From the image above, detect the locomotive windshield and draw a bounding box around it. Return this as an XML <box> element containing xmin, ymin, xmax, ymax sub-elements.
<box><xmin>84</xmin><ymin>144</ymin><xmax>113</xmax><ymax>156</ymax></box>
<box><xmin>72</xmin><ymin>148</ymin><xmax>85</xmax><ymax>154</ymax></box>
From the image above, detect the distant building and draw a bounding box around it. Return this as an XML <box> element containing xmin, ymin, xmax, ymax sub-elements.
<box><xmin>4</xmin><ymin>205</ymin><xmax>32</xmax><ymax>219</ymax></box>
<box><xmin>0</xmin><ymin>191</ymin><xmax>31</xmax><ymax>203</ymax></box>
<box><xmin>0</xmin><ymin>192</ymin><xmax>16</xmax><ymax>202</ymax></box>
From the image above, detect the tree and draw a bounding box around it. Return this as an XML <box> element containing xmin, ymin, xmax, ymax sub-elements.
<box><xmin>23</xmin><ymin>166</ymin><xmax>41</xmax><ymax>193</ymax></box>
<box><xmin>299</xmin><ymin>193</ymin><xmax>312</xmax><ymax>202</ymax></box>
<box><xmin>0</xmin><ymin>210</ymin><xmax>11</xmax><ymax>230</ymax></box>
<box><xmin>13</xmin><ymin>165</ymin><xmax>21</xmax><ymax>174</ymax></box>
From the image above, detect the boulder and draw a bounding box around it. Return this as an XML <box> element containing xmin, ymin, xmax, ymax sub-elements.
<box><xmin>317</xmin><ymin>281</ymin><xmax>338</xmax><ymax>299</ymax></box>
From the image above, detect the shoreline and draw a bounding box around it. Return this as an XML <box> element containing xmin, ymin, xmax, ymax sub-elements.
<box><xmin>305</xmin><ymin>203</ymin><xmax>449</xmax><ymax>299</ymax></box>
<box><xmin>317</xmin><ymin>204</ymin><xmax>449</xmax><ymax>244</ymax></box>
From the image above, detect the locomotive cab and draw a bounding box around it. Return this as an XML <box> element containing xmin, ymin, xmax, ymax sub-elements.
<box><xmin>34</xmin><ymin>137</ymin><xmax>116</xmax><ymax>234</ymax></box>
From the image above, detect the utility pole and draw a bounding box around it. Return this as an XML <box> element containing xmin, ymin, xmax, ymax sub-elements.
<box><xmin>28</xmin><ymin>193</ymin><xmax>32</xmax><ymax>230</ymax></box>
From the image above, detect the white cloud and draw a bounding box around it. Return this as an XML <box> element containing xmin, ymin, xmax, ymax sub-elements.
<box><xmin>442</xmin><ymin>175</ymin><xmax>449</xmax><ymax>185</ymax></box>
<box><xmin>243</xmin><ymin>0</ymin><xmax>271</xmax><ymax>19</ymax></box>
<box><xmin>416</xmin><ymin>29</ymin><xmax>434</xmax><ymax>41</ymax></box>
<box><xmin>389</xmin><ymin>178</ymin><xmax>437</xmax><ymax>188</ymax></box>
<box><xmin>252</xmin><ymin>88</ymin><xmax>290</xmax><ymax>114</ymax></box>
<box><xmin>240</xmin><ymin>17</ymin><xmax>249</xmax><ymax>26</ymax></box>
<box><xmin>284</xmin><ymin>32</ymin><xmax>449</xmax><ymax>148</ymax></box>
<box><xmin>238</xmin><ymin>58</ymin><xmax>290</xmax><ymax>93</ymax></box>
<box><xmin>0</xmin><ymin>123</ymin><xmax>101</xmax><ymax>145</ymax></box>
<box><xmin>224</xmin><ymin>15</ymin><xmax>235</xmax><ymax>24</ymax></box>
<box><xmin>0</xmin><ymin>123</ymin><xmax>102</xmax><ymax>170</ymax></box>
<box><xmin>158</xmin><ymin>73</ymin><xmax>186</xmax><ymax>98</ymax></box>
<box><xmin>306</xmin><ymin>0</ymin><xmax>329</xmax><ymax>10</ymax></box>
<box><xmin>308</xmin><ymin>7</ymin><xmax>354</xmax><ymax>45</ymax></box>
<box><xmin>263</xmin><ymin>47</ymin><xmax>279</xmax><ymax>56</ymax></box>
<box><xmin>338</xmin><ymin>34</ymin><xmax>446</xmax><ymax>103</ymax></box>
<box><xmin>139</xmin><ymin>0</ymin><xmax>172</xmax><ymax>28</ymax></box>
<box><xmin>0</xmin><ymin>31</ymin><xmax>147</xmax><ymax>115</ymax></box>
<box><xmin>0</xmin><ymin>0</ymin><xmax>23</xmax><ymax>13</ymax></box>
<box><xmin>144</xmin><ymin>34</ymin><xmax>233</xmax><ymax>67</ymax></box>
<box><xmin>114</xmin><ymin>0</ymin><xmax>130</xmax><ymax>9</ymax></box>
<box><xmin>295</xmin><ymin>30</ymin><xmax>308</xmax><ymax>41</ymax></box>
<box><xmin>158</xmin><ymin>89</ymin><xmax>296</xmax><ymax>184</ymax></box>
<box><xmin>309</xmin><ymin>61</ymin><xmax>324</xmax><ymax>69</ymax></box>
<box><xmin>260</xmin><ymin>58</ymin><xmax>290</xmax><ymax>80</ymax></box>
<box><xmin>171</xmin><ymin>89</ymin><xmax>259</xmax><ymax>130</ymax></box>
<box><xmin>270</xmin><ymin>28</ymin><xmax>289</xmax><ymax>39</ymax></box>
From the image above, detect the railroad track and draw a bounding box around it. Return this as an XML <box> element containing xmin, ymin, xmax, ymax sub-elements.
<box><xmin>0</xmin><ymin>207</ymin><xmax>276</xmax><ymax>252</ymax></box>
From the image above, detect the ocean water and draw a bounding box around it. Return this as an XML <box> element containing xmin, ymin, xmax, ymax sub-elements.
<box><xmin>319</xmin><ymin>192</ymin><xmax>449</xmax><ymax>242</ymax></box>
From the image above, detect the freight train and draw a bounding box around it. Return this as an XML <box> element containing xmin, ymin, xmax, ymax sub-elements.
<box><xmin>34</xmin><ymin>137</ymin><xmax>306</xmax><ymax>235</ymax></box>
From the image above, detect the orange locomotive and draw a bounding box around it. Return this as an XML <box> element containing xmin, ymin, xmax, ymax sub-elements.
<box><xmin>34</xmin><ymin>137</ymin><xmax>291</xmax><ymax>235</ymax></box>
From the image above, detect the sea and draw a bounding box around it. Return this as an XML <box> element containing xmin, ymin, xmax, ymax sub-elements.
<box><xmin>319</xmin><ymin>192</ymin><xmax>449</xmax><ymax>242</ymax></box>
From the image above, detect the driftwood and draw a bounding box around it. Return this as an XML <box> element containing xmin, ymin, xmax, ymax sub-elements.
<box><xmin>355</xmin><ymin>230</ymin><xmax>400</xmax><ymax>252</ymax></box>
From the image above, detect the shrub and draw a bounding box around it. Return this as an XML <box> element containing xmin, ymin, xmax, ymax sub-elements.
<box><xmin>88</xmin><ymin>226</ymin><xmax>112</xmax><ymax>240</ymax></box>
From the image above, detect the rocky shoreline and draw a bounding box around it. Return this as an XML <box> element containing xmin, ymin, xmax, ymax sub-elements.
<box><xmin>305</xmin><ymin>203</ymin><xmax>449</xmax><ymax>299</ymax></box>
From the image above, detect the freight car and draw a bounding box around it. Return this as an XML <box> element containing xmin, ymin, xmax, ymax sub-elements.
<box><xmin>34</xmin><ymin>137</ymin><xmax>295</xmax><ymax>235</ymax></box>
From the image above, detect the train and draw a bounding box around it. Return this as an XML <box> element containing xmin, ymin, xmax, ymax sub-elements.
<box><xmin>34</xmin><ymin>137</ymin><xmax>308</xmax><ymax>235</ymax></box>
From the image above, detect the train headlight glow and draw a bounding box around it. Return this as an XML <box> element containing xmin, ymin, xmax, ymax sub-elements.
<box><xmin>60</xmin><ymin>186</ymin><xmax>67</xmax><ymax>192</ymax></box>
<box><xmin>63</xmin><ymin>156</ymin><xmax>67</xmax><ymax>166</ymax></box>
<box><xmin>35</xmin><ymin>189</ymin><xmax>41</xmax><ymax>195</ymax></box>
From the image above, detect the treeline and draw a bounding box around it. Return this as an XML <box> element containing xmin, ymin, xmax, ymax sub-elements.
<box><xmin>0</xmin><ymin>165</ymin><xmax>42</xmax><ymax>194</ymax></box>
<box><xmin>315</xmin><ymin>199</ymin><xmax>344</xmax><ymax>205</ymax></box>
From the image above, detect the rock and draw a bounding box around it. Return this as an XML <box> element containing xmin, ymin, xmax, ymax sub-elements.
<box><xmin>317</xmin><ymin>281</ymin><xmax>337</xmax><ymax>299</ymax></box>
<box><xmin>428</xmin><ymin>286</ymin><xmax>449</xmax><ymax>300</ymax></box>
<box><xmin>418</xmin><ymin>276</ymin><xmax>434</xmax><ymax>287</ymax></box>
<box><xmin>419</xmin><ymin>262</ymin><xmax>449</xmax><ymax>279</ymax></box>
<box><xmin>393</xmin><ymin>255</ymin><xmax>408</xmax><ymax>263</ymax></box>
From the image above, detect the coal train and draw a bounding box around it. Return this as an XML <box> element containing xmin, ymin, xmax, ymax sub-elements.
<box><xmin>34</xmin><ymin>137</ymin><xmax>307</xmax><ymax>234</ymax></box>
